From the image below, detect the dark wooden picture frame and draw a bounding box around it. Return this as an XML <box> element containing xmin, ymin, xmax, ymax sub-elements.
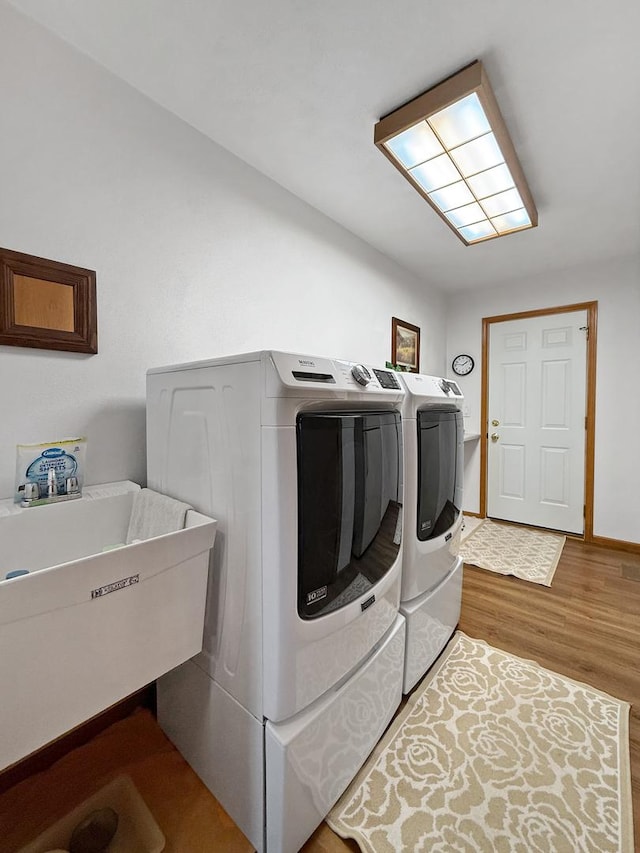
<box><xmin>391</xmin><ymin>316</ymin><xmax>420</xmax><ymax>373</ymax></box>
<box><xmin>0</xmin><ymin>247</ymin><xmax>97</xmax><ymax>354</ymax></box>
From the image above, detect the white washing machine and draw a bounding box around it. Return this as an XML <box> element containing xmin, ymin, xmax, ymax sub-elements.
<box><xmin>399</xmin><ymin>373</ymin><xmax>465</xmax><ymax>693</ymax></box>
<box><xmin>146</xmin><ymin>351</ymin><xmax>406</xmax><ymax>853</ymax></box>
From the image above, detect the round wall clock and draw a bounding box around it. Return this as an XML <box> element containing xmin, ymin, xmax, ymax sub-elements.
<box><xmin>452</xmin><ymin>354</ymin><xmax>474</xmax><ymax>376</ymax></box>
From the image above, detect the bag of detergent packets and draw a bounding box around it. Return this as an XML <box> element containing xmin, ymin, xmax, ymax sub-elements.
<box><xmin>15</xmin><ymin>437</ymin><xmax>87</xmax><ymax>502</ymax></box>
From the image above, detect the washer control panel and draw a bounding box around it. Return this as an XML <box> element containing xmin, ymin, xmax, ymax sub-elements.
<box><xmin>269</xmin><ymin>351</ymin><xmax>405</xmax><ymax>397</ymax></box>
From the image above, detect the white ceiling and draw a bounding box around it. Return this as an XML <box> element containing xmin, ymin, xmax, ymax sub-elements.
<box><xmin>9</xmin><ymin>0</ymin><xmax>640</xmax><ymax>292</ymax></box>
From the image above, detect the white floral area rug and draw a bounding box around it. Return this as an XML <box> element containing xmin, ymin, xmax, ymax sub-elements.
<box><xmin>459</xmin><ymin>517</ymin><xmax>565</xmax><ymax>586</ymax></box>
<box><xmin>328</xmin><ymin>632</ymin><xmax>634</xmax><ymax>853</ymax></box>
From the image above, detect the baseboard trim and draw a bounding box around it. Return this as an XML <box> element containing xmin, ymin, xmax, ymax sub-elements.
<box><xmin>461</xmin><ymin>516</ymin><xmax>639</xmax><ymax>554</ymax></box>
<box><xmin>0</xmin><ymin>684</ymin><xmax>156</xmax><ymax>796</ymax></box>
<box><xmin>590</xmin><ymin>535</ymin><xmax>640</xmax><ymax>555</ymax></box>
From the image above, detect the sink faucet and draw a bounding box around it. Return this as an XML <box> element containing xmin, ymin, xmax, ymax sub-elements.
<box><xmin>20</xmin><ymin>476</ymin><xmax>82</xmax><ymax>508</ymax></box>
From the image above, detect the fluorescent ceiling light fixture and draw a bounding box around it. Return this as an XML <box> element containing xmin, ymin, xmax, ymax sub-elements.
<box><xmin>374</xmin><ymin>61</ymin><xmax>537</xmax><ymax>245</ymax></box>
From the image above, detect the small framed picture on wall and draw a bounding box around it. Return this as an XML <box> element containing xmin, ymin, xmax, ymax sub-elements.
<box><xmin>391</xmin><ymin>316</ymin><xmax>420</xmax><ymax>373</ymax></box>
<box><xmin>0</xmin><ymin>246</ymin><xmax>97</xmax><ymax>354</ymax></box>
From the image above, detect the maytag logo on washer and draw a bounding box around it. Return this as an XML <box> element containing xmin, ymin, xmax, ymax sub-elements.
<box><xmin>298</xmin><ymin>359</ymin><xmax>315</xmax><ymax>366</ymax></box>
<box><xmin>361</xmin><ymin>594</ymin><xmax>376</xmax><ymax>612</ymax></box>
<box><xmin>307</xmin><ymin>585</ymin><xmax>327</xmax><ymax>604</ymax></box>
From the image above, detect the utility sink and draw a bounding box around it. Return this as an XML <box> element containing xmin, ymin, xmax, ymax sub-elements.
<box><xmin>0</xmin><ymin>482</ymin><xmax>216</xmax><ymax>771</ymax></box>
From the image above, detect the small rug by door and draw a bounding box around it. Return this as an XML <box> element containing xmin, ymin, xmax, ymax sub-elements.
<box><xmin>459</xmin><ymin>517</ymin><xmax>565</xmax><ymax>586</ymax></box>
<box><xmin>327</xmin><ymin>632</ymin><xmax>633</xmax><ymax>853</ymax></box>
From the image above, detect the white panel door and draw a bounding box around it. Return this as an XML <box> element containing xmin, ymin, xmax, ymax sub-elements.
<box><xmin>487</xmin><ymin>310</ymin><xmax>588</xmax><ymax>533</ymax></box>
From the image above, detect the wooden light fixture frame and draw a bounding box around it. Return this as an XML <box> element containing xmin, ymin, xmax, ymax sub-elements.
<box><xmin>374</xmin><ymin>60</ymin><xmax>538</xmax><ymax>246</ymax></box>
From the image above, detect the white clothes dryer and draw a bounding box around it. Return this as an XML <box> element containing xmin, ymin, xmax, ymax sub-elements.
<box><xmin>399</xmin><ymin>373</ymin><xmax>465</xmax><ymax>693</ymax></box>
<box><xmin>146</xmin><ymin>351</ymin><xmax>406</xmax><ymax>853</ymax></box>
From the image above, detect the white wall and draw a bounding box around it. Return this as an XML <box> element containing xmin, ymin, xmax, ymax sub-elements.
<box><xmin>0</xmin><ymin>3</ymin><xmax>445</xmax><ymax>500</ymax></box>
<box><xmin>446</xmin><ymin>254</ymin><xmax>640</xmax><ymax>543</ymax></box>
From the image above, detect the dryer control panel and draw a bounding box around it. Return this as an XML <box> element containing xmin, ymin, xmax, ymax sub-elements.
<box><xmin>402</xmin><ymin>372</ymin><xmax>464</xmax><ymax>399</ymax></box>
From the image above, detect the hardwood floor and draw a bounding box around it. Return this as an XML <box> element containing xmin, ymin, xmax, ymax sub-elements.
<box><xmin>1</xmin><ymin>537</ymin><xmax>637</xmax><ymax>851</ymax></box>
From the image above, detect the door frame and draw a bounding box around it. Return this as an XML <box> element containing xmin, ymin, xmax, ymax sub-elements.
<box><xmin>479</xmin><ymin>301</ymin><xmax>598</xmax><ymax>541</ymax></box>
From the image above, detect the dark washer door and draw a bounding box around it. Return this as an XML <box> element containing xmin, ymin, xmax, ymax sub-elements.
<box><xmin>416</xmin><ymin>407</ymin><xmax>463</xmax><ymax>541</ymax></box>
<box><xmin>296</xmin><ymin>410</ymin><xmax>402</xmax><ymax>619</ymax></box>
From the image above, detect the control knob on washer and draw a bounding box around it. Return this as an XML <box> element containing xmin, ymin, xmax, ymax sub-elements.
<box><xmin>351</xmin><ymin>364</ymin><xmax>372</xmax><ymax>386</ymax></box>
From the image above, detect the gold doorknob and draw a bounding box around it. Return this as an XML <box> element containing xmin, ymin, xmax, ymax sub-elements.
<box><xmin>492</xmin><ymin>419</ymin><xmax>500</xmax><ymax>427</ymax></box>
<box><xmin>491</xmin><ymin>433</ymin><xmax>500</xmax><ymax>442</ymax></box>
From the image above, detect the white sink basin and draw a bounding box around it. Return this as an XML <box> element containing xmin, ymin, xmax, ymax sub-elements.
<box><xmin>0</xmin><ymin>482</ymin><xmax>216</xmax><ymax>771</ymax></box>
